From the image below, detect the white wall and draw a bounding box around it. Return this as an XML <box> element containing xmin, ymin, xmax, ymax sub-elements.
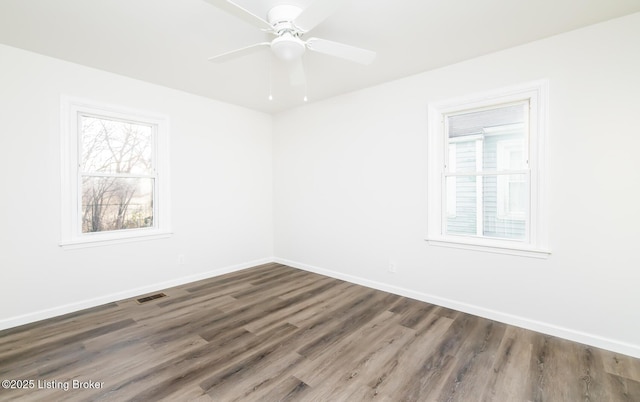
<box><xmin>0</xmin><ymin>44</ymin><xmax>273</xmax><ymax>328</ymax></box>
<box><xmin>273</xmin><ymin>13</ymin><xmax>640</xmax><ymax>357</ymax></box>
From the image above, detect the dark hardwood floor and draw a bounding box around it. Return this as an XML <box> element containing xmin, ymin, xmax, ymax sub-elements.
<box><xmin>1</xmin><ymin>263</ymin><xmax>639</xmax><ymax>401</ymax></box>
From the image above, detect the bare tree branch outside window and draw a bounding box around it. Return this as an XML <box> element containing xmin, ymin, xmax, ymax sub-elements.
<box><xmin>80</xmin><ymin>116</ymin><xmax>154</xmax><ymax>233</ymax></box>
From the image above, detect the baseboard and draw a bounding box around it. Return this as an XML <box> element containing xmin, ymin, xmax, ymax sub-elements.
<box><xmin>0</xmin><ymin>257</ymin><xmax>274</xmax><ymax>331</ymax></box>
<box><xmin>274</xmin><ymin>257</ymin><xmax>640</xmax><ymax>359</ymax></box>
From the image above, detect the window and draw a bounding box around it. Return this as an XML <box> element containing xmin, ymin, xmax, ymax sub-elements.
<box><xmin>61</xmin><ymin>97</ymin><xmax>171</xmax><ymax>248</ymax></box>
<box><xmin>427</xmin><ymin>81</ymin><xmax>549</xmax><ymax>257</ymax></box>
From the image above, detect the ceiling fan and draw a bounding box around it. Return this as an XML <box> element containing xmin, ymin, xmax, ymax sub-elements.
<box><xmin>203</xmin><ymin>0</ymin><xmax>376</xmax><ymax>69</ymax></box>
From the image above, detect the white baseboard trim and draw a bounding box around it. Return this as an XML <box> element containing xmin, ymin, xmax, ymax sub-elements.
<box><xmin>275</xmin><ymin>257</ymin><xmax>640</xmax><ymax>359</ymax></box>
<box><xmin>0</xmin><ymin>257</ymin><xmax>274</xmax><ymax>331</ymax></box>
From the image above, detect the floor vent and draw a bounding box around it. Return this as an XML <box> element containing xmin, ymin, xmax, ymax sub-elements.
<box><xmin>136</xmin><ymin>293</ymin><xmax>167</xmax><ymax>304</ymax></box>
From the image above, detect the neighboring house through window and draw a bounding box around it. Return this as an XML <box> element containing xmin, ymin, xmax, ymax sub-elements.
<box><xmin>60</xmin><ymin>97</ymin><xmax>171</xmax><ymax>248</ymax></box>
<box><xmin>427</xmin><ymin>81</ymin><xmax>549</xmax><ymax>257</ymax></box>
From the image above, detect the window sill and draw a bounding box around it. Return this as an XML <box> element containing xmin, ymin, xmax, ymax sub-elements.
<box><xmin>60</xmin><ymin>230</ymin><xmax>172</xmax><ymax>250</ymax></box>
<box><xmin>426</xmin><ymin>237</ymin><xmax>551</xmax><ymax>259</ymax></box>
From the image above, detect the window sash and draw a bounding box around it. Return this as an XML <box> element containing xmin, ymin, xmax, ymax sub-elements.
<box><xmin>442</xmin><ymin>172</ymin><xmax>530</xmax><ymax>241</ymax></box>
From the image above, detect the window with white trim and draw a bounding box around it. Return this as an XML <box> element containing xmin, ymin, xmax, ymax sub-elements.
<box><xmin>427</xmin><ymin>81</ymin><xmax>549</xmax><ymax>258</ymax></box>
<box><xmin>60</xmin><ymin>97</ymin><xmax>171</xmax><ymax>248</ymax></box>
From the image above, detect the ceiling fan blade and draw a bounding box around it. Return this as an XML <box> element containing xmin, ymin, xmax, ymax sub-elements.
<box><xmin>288</xmin><ymin>58</ymin><xmax>306</xmax><ymax>87</ymax></box>
<box><xmin>306</xmin><ymin>37</ymin><xmax>376</xmax><ymax>65</ymax></box>
<box><xmin>293</xmin><ymin>0</ymin><xmax>344</xmax><ymax>32</ymax></box>
<box><xmin>202</xmin><ymin>0</ymin><xmax>272</xmax><ymax>31</ymax></box>
<box><xmin>208</xmin><ymin>42</ymin><xmax>270</xmax><ymax>63</ymax></box>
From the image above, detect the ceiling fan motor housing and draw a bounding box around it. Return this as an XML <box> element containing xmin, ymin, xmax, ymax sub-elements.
<box><xmin>267</xmin><ymin>4</ymin><xmax>303</xmax><ymax>26</ymax></box>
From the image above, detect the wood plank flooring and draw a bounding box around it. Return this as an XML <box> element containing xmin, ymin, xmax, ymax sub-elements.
<box><xmin>1</xmin><ymin>263</ymin><xmax>639</xmax><ymax>401</ymax></box>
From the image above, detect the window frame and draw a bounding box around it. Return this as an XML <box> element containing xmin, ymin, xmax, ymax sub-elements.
<box><xmin>426</xmin><ymin>81</ymin><xmax>550</xmax><ymax>258</ymax></box>
<box><xmin>60</xmin><ymin>96</ymin><xmax>171</xmax><ymax>248</ymax></box>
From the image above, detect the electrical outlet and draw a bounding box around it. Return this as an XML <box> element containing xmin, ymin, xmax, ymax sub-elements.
<box><xmin>178</xmin><ymin>254</ymin><xmax>185</xmax><ymax>265</ymax></box>
<box><xmin>388</xmin><ymin>262</ymin><xmax>397</xmax><ymax>273</ymax></box>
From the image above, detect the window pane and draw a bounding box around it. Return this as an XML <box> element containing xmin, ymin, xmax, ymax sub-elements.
<box><xmin>81</xmin><ymin>176</ymin><xmax>154</xmax><ymax>233</ymax></box>
<box><xmin>448</xmin><ymin>103</ymin><xmax>527</xmax><ymax>173</ymax></box>
<box><xmin>486</xmin><ymin>174</ymin><xmax>526</xmax><ymax>240</ymax></box>
<box><xmin>447</xmin><ymin>138</ymin><xmax>476</xmax><ymax>173</ymax></box>
<box><xmin>448</xmin><ymin>103</ymin><xmax>526</xmax><ymax>139</ymax></box>
<box><xmin>445</xmin><ymin>174</ymin><xmax>527</xmax><ymax>240</ymax></box>
<box><xmin>445</xmin><ymin>175</ymin><xmax>477</xmax><ymax>236</ymax></box>
<box><xmin>496</xmin><ymin>138</ymin><xmax>526</xmax><ymax>172</ymax></box>
<box><xmin>80</xmin><ymin>116</ymin><xmax>154</xmax><ymax>175</ymax></box>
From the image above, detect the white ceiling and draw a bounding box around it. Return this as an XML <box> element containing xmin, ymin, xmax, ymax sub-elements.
<box><xmin>1</xmin><ymin>0</ymin><xmax>639</xmax><ymax>114</ymax></box>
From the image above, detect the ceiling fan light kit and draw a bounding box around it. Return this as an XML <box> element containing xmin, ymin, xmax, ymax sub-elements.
<box><xmin>271</xmin><ymin>33</ymin><xmax>305</xmax><ymax>61</ymax></box>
